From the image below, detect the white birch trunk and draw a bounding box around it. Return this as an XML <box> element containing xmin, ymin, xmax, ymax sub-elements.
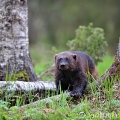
<box><xmin>0</xmin><ymin>0</ymin><xmax>37</xmax><ymax>81</ymax></box>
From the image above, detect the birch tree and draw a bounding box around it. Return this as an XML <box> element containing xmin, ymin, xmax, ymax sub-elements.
<box><xmin>0</xmin><ymin>0</ymin><xmax>37</xmax><ymax>81</ymax></box>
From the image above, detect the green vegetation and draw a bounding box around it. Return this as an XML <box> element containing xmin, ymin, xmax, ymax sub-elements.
<box><xmin>67</xmin><ymin>23</ymin><xmax>108</xmax><ymax>64</ymax></box>
<box><xmin>0</xmin><ymin>55</ymin><xmax>120</xmax><ymax>119</ymax></box>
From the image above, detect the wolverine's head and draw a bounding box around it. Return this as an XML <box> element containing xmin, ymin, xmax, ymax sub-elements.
<box><xmin>55</xmin><ymin>52</ymin><xmax>77</xmax><ymax>71</ymax></box>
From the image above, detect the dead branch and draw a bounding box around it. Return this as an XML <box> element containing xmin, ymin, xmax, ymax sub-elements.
<box><xmin>37</xmin><ymin>64</ymin><xmax>55</xmax><ymax>79</ymax></box>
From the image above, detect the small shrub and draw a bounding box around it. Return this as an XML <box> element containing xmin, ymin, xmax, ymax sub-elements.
<box><xmin>67</xmin><ymin>23</ymin><xmax>108</xmax><ymax>64</ymax></box>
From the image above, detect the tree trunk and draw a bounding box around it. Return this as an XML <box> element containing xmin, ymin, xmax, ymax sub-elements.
<box><xmin>0</xmin><ymin>0</ymin><xmax>37</xmax><ymax>81</ymax></box>
<box><xmin>97</xmin><ymin>38</ymin><xmax>120</xmax><ymax>85</ymax></box>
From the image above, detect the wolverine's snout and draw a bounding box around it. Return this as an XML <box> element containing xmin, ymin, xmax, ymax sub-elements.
<box><xmin>59</xmin><ymin>61</ymin><xmax>69</xmax><ymax>70</ymax></box>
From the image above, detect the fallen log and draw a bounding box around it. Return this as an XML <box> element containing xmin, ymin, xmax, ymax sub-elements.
<box><xmin>0</xmin><ymin>81</ymin><xmax>56</xmax><ymax>93</ymax></box>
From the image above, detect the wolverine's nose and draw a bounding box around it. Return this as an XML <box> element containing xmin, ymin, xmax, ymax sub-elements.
<box><xmin>60</xmin><ymin>63</ymin><xmax>65</xmax><ymax>68</ymax></box>
<box><xmin>59</xmin><ymin>61</ymin><xmax>68</xmax><ymax>70</ymax></box>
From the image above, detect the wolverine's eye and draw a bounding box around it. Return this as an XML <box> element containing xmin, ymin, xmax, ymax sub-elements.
<box><xmin>65</xmin><ymin>58</ymin><xmax>70</xmax><ymax>62</ymax></box>
<box><xmin>66</xmin><ymin>58</ymin><xmax>68</xmax><ymax>61</ymax></box>
<box><xmin>58</xmin><ymin>58</ymin><xmax>62</xmax><ymax>62</ymax></box>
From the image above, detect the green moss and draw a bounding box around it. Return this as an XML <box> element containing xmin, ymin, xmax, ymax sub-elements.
<box><xmin>7</xmin><ymin>70</ymin><xmax>30</xmax><ymax>81</ymax></box>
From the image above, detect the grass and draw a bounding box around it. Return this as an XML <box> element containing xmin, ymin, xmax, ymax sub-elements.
<box><xmin>0</xmin><ymin>55</ymin><xmax>120</xmax><ymax>120</ymax></box>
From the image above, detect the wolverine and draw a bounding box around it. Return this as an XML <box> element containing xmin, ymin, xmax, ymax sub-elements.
<box><xmin>55</xmin><ymin>51</ymin><xmax>98</xmax><ymax>97</ymax></box>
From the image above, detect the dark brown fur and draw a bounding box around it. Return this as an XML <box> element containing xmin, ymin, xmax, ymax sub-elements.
<box><xmin>55</xmin><ymin>51</ymin><xmax>98</xmax><ymax>97</ymax></box>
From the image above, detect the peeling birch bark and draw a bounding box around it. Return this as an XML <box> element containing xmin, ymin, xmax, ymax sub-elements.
<box><xmin>0</xmin><ymin>0</ymin><xmax>37</xmax><ymax>81</ymax></box>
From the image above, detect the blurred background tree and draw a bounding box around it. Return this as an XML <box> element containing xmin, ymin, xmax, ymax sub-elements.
<box><xmin>28</xmin><ymin>0</ymin><xmax>120</xmax><ymax>63</ymax></box>
<box><xmin>67</xmin><ymin>23</ymin><xmax>107</xmax><ymax>64</ymax></box>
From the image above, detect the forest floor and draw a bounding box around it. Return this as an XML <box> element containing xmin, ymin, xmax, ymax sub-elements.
<box><xmin>0</xmin><ymin>55</ymin><xmax>120</xmax><ymax>120</ymax></box>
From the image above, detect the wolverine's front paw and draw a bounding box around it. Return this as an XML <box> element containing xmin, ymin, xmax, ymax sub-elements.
<box><xmin>70</xmin><ymin>90</ymin><xmax>83</xmax><ymax>98</ymax></box>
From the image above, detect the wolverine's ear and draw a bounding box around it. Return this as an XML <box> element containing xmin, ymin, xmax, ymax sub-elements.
<box><xmin>55</xmin><ymin>54</ymin><xmax>58</xmax><ymax>60</ymax></box>
<box><xmin>72</xmin><ymin>54</ymin><xmax>77</xmax><ymax>60</ymax></box>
